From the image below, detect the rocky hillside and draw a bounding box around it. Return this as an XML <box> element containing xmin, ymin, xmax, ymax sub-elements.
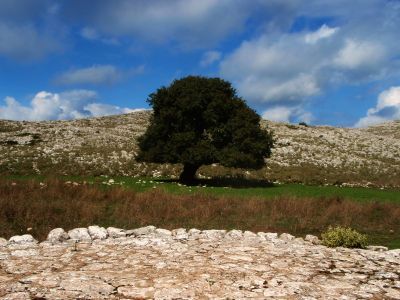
<box><xmin>1</xmin><ymin>226</ymin><xmax>399</xmax><ymax>299</ymax></box>
<box><xmin>1</xmin><ymin>111</ymin><xmax>399</xmax><ymax>187</ymax></box>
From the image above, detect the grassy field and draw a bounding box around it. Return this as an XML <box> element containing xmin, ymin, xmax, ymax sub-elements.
<box><xmin>1</xmin><ymin>176</ymin><xmax>399</xmax><ymax>248</ymax></box>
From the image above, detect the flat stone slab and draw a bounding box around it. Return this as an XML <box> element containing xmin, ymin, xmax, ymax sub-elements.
<box><xmin>0</xmin><ymin>228</ymin><xmax>399</xmax><ymax>299</ymax></box>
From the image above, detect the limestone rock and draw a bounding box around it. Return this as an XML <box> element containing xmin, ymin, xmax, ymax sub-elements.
<box><xmin>305</xmin><ymin>234</ymin><xmax>321</xmax><ymax>245</ymax></box>
<box><xmin>47</xmin><ymin>228</ymin><xmax>69</xmax><ymax>243</ymax></box>
<box><xmin>129</xmin><ymin>225</ymin><xmax>156</xmax><ymax>236</ymax></box>
<box><xmin>172</xmin><ymin>228</ymin><xmax>188</xmax><ymax>240</ymax></box>
<box><xmin>366</xmin><ymin>245</ymin><xmax>388</xmax><ymax>252</ymax></box>
<box><xmin>88</xmin><ymin>225</ymin><xmax>108</xmax><ymax>240</ymax></box>
<box><xmin>107</xmin><ymin>227</ymin><xmax>126</xmax><ymax>238</ymax></box>
<box><xmin>226</xmin><ymin>230</ymin><xmax>243</xmax><ymax>239</ymax></box>
<box><xmin>0</xmin><ymin>237</ymin><xmax>7</xmax><ymax>246</ymax></box>
<box><xmin>9</xmin><ymin>234</ymin><xmax>37</xmax><ymax>244</ymax></box>
<box><xmin>0</xmin><ymin>226</ymin><xmax>399</xmax><ymax>299</ymax></box>
<box><xmin>154</xmin><ymin>228</ymin><xmax>172</xmax><ymax>237</ymax></box>
<box><xmin>280</xmin><ymin>233</ymin><xmax>295</xmax><ymax>241</ymax></box>
<box><xmin>67</xmin><ymin>228</ymin><xmax>91</xmax><ymax>241</ymax></box>
<box><xmin>201</xmin><ymin>229</ymin><xmax>226</xmax><ymax>239</ymax></box>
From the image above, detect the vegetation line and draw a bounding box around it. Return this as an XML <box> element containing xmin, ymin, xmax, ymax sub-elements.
<box><xmin>1</xmin><ymin>179</ymin><xmax>398</xmax><ymax>248</ymax></box>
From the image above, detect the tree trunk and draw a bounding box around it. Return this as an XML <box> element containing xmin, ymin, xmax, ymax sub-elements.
<box><xmin>179</xmin><ymin>163</ymin><xmax>200</xmax><ymax>184</ymax></box>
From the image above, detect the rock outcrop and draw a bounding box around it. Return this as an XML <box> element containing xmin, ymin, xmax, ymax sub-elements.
<box><xmin>0</xmin><ymin>226</ymin><xmax>399</xmax><ymax>299</ymax></box>
<box><xmin>1</xmin><ymin>111</ymin><xmax>399</xmax><ymax>187</ymax></box>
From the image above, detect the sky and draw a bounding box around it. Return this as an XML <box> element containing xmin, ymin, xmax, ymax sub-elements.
<box><xmin>0</xmin><ymin>0</ymin><xmax>400</xmax><ymax>127</ymax></box>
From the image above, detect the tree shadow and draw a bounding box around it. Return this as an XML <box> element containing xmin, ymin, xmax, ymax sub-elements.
<box><xmin>155</xmin><ymin>176</ymin><xmax>275</xmax><ymax>189</ymax></box>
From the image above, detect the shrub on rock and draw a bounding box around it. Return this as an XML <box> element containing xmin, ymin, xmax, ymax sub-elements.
<box><xmin>321</xmin><ymin>226</ymin><xmax>368</xmax><ymax>249</ymax></box>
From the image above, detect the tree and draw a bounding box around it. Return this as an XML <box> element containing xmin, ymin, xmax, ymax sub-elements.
<box><xmin>137</xmin><ymin>76</ymin><xmax>274</xmax><ymax>183</ymax></box>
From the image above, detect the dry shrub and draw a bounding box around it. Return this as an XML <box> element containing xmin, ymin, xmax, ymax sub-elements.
<box><xmin>0</xmin><ymin>179</ymin><xmax>399</xmax><ymax>242</ymax></box>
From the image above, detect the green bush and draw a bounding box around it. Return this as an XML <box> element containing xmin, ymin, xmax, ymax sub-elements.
<box><xmin>321</xmin><ymin>226</ymin><xmax>368</xmax><ymax>248</ymax></box>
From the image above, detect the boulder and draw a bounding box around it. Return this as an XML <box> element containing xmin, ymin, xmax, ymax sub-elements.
<box><xmin>155</xmin><ymin>228</ymin><xmax>172</xmax><ymax>237</ymax></box>
<box><xmin>305</xmin><ymin>234</ymin><xmax>321</xmax><ymax>245</ymax></box>
<box><xmin>0</xmin><ymin>237</ymin><xmax>8</xmax><ymax>246</ymax></box>
<box><xmin>226</xmin><ymin>230</ymin><xmax>243</xmax><ymax>239</ymax></box>
<box><xmin>107</xmin><ymin>227</ymin><xmax>126</xmax><ymax>238</ymax></box>
<box><xmin>47</xmin><ymin>228</ymin><xmax>69</xmax><ymax>243</ymax></box>
<box><xmin>67</xmin><ymin>228</ymin><xmax>92</xmax><ymax>241</ymax></box>
<box><xmin>129</xmin><ymin>226</ymin><xmax>156</xmax><ymax>236</ymax></box>
<box><xmin>88</xmin><ymin>226</ymin><xmax>108</xmax><ymax>240</ymax></box>
<box><xmin>9</xmin><ymin>234</ymin><xmax>37</xmax><ymax>244</ymax></box>
<box><xmin>172</xmin><ymin>228</ymin><xmax>188</xmax><ymax>240</ymax></box>
<box><xmin>280</xmin><ymin>233</ymin><xmax>295</xmax><ymax>241</ymax></box>
<box><xmin>366</xmin><ymin>245</ymin><xmax>388</xmax><ymax>252</ymax></box>
<box><xmin>201</xmin><ymin>230</ymin><xmax>226</xmax><ymax>239</ymax></box>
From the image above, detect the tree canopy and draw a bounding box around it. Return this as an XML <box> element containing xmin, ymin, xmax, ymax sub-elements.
<box><xmin>137</xmin><ymin>76</ymin><xmax>274</xmax><ymax>183</ymax></box>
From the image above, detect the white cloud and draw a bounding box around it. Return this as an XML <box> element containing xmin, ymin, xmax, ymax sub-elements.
<box><xmin>305</xmin><ymin>25</ymin><xmax>338</xmax><ymax>44</ymax></box>
<box><xmin>262</xmin><ymin>106</ymin><xmax>313</xmax><ymax>123</ymax></box>
<box><xmin>200</xmin><ymin>50</ymin><xmax>221</xmax><ymax>67</ymax></box>
<box><xmin>355</xmin><ymin>86</ymin><xmax>400</xmax><ymax>127</ymax></box>
<box><xmin>334</xmin><ymin>39</ymin><xmax>386</xmax><ymax>70</ymax></box>
<box><xmin>0</xmin><ymin>90</ymin><xmax>140</xmax><ymax>121</ymax></box>
<box><xmin>65</xmin><ymin>0</ymin><xmax>297</xmax><ymax>49</ymax></box>
<box><xmin>80</xmin><ymin>27</ymin><xmax>120</xmax><ymax>45</ymax></box>
<box><xmin>56</xmin><ymin>65</ymin><xmax>123</xmax><ymax>86</ymax></box>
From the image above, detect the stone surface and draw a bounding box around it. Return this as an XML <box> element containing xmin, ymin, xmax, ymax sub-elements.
<box><xmin>8</xmin><ymin>234</ymin><xmax>37</xmax><ymax>244</ymax></box>
<box><xmin>67</xmin><ymin>228</ymin><xmax>91</xmax><ymax>241</ymax></box>
<box><xmin>47</xmin><ymin>228</ymin><xmax>69</xmax><ymax>243</ymax></box>
<box><xmin>106</xmin><ymin>227</ymin><xmax>126</xmax><ymax>238</ymax></box>
<box><xmin>367</xmin><ymin>245</ymin><xmax>389</xmax><ymax>252</ymax></box>
<box><xmin>0</xmin><ymin>238</ymin><xmax>7</xmax><ymax>246</ymax></box>
<box><xmin>0</xmin><ymin>227</ymin><xmax>399</xmax><ymax>299</ymax></box>
<box><xmin>305</xmin><ymin>234</ymin><xmax>321</xmax><ymax>245</ymax></box>
<box><xmin>88</xmin><ymin>225</ymin><xmax>108</xmax><ymax>240</ymax></box>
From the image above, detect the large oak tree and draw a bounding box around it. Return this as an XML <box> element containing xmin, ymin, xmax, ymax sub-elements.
<box><xmin>137</xmin><ymin>76</ymin><xmax>273</xmax><ymax>183</ymax></box>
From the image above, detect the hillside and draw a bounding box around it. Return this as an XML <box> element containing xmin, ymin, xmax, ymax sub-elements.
<box><xmin>1</xmin><ymin>110</ymin><xmax>399</xmax><ymax>187</ymax></box>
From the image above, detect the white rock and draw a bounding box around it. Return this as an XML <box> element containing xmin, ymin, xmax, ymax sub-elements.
<box><xmin>155</xmin><ymin>228</ymin><xmax>172</xmax><ymax>236</ymax></box>
<box><xmin>243</xmin><ymin>231</ymin><xmax>258</xmax><ymax>238</ymax></box>
<box><xmin>172</xmin><ymin>228</ymin><xmax>188</xmax><ymax>240</ymax></box>
<box><xmin>9</xmin><ymin>234</ymin><xmax>37</xmax><ymax>244</ymax></box>
<box><xmin>47</xmin><ymin>228</ymin><xmax>69</xmax><ymax>243</ymax></box>
<box><xmin>201</xmin><ymin>230</ymin><xmax>226</xmax><ymax>239</ymax></box>
<box><xmin>280</xmin><ymin>233</ymin><xmax>295</xmax><ymax>241</ymax></box>
<box><xmin>107</xmin><ymin>227</ymin><xmax>126</xmax><ymax>238</ymax></box>
<box><xmin>0</xmin><ymin>237</ymin><xmax>8</xmax><ymax>246</ymax></box>
<box><xmin>366</xmin><ymin>245</ymin><xmax>388</xmax><ymax>252</ymax></box>
<box><xmin>88</xmin><ymin>225</ymin><xmax>108</xmax><ymax>240</ymax></box>
<box><xmin>305</xmin><ymin>234</ymin><xmax>320</xmax><ymax>245</ymax></box>
<box><xmin>188</xmin><ymin>228</ymin><xmax>202</xmax><ymax>237</ymax></box>
<box><xmin>67</xmin><ymin>228</ymin><xmax>92</xmax><ymax>241</ymax></box>
<box><xmin>226</xmin><ymin>230</ymin><xmax>243</xmax><ymax>239</ymax></box>
<box><xmin>130</xmin><ymin>226</ymin><xmax>156</xmax><ymax>236</ymax></box>
<box><xmin>263</xmin><ymin>232</ymin><xmax>278</xmax><ymax>241</ymax></box>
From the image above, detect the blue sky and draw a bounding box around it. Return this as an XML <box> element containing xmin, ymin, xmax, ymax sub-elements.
<box><xmin>0</xmin><ymin>0</ymin><xmax>400</xmax><ymax>127</ymax></box>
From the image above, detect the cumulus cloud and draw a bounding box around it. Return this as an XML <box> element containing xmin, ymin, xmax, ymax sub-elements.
<box><xmin>200</xmin><ymin>50</ymin><xmax>222</xmax><ymax>67</ymax></box>
<box><xmin>0</xmin><ymin>90</ymin><xmax>141</xmax><ymax>121</ymax></box>
<box><xmin>262</xmin><ymin>106</ymin><xmax>313</xmax><ymax>123</ymax></box>
<box><xmin>355</xmin><ymin>87</ymin><xmax>400</xmax><ymax>127</ymax></box>
<box><xmin>334</xmin><ymin>39</ymin><xmax>386</xmax><ymax>70</ymax></box>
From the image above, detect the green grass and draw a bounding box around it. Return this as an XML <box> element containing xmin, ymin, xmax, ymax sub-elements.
<box><xmin>5</xmin><ymin>175</ymin><xmax>400</xmax><ymax>202</ymax></box>
<box><xmin>2</xmin><ymin>175</ymin><xmax>400</xmax><ymax>248</ymax></box>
